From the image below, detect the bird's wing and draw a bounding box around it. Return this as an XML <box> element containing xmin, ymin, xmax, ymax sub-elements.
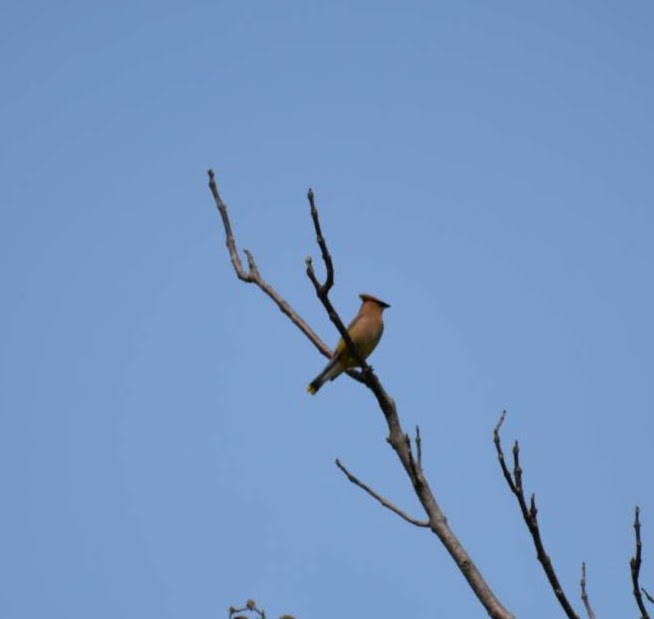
<box><xmin>333</xmin><ymin>311</ymin><xmax>364</xmax><ymax>356</ymax></box>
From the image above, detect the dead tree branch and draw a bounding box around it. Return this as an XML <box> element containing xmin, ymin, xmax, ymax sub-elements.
<box><xmin>208</xmin><ymin>170</ymin><xmax>329</xmax><ymax>360</ymax></box>
<box><xmin>307</xmin><ymin>188</ymin><xmax>334</xmax><ymax>294</ymax></box>
<box><xmin>631</xmin><ymin>506</ymin><xmax>651</xmax><ymax>619</ymax></box>
<box><xmin>580</xmin><ymin>562</ymin><xmax>596</xmax><ymax>619</ymax></box>
<box><xmin>493</xmin><ymin>411</ymin><xmax>580</xmax><ymax>619</ymax></box>
<box><xmin>208</xmin><ymin>171</ymin><xmax>515</xmax><ymax>619</ymax></box>
<box><xmin>335</xmin><ymin>458</ymin><xmax>430</xmax><ymax>527</ymax></box>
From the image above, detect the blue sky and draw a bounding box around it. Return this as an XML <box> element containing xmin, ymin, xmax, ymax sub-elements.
<box><xmin>1</xmin><ymin>2</ymin><xmax>653</xmax><ymax>618</ymax></box>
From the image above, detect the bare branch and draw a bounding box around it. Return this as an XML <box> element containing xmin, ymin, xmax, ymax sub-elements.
<box><xmin>631</xmin><ymin>506</ymin><xmax>651</xmax><ymax>619</ymax></box>
<box><xmin>208</xmin><ymin>170</ymin><xmax>251</xmax><ymax>282</ymax></box>
<box><xmin>494</xmin><ymin>412</ymin><xmax>517</xmax><ymax>494</ymax></box>
<box><xmin>494</xmin><ymin>412</ymin><xmax>581</xmax><ymax>619</ymax></box>
<box><xmin>209</xmin><ymin>173</ymin><xmax>516</xmax><ymax>619</ymax></box>
<box><xmin>335</xmin><ymin>458</ymin><xmax>429</xmax><ymax>528</ymax></box>
<box><xmin>207</xmin><ymin>170</ymin><xmax>329</xmax><ymax>360</ymax></box>
<box><xmin>643</xmin><ymin>587</ymin><xmax>654</xmax><ymax>605</ymax></box>
<box><xmin>307</xmin><ymin>188</ymin><xmax>334</xmax><ymax>292</ymax></box>
<box><xmin>580</xmin><ymin>562</ymin><xmax>596</xmax><ymax>619</ymax></box>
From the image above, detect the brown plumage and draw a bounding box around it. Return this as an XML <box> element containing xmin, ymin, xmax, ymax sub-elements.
<box><xmin>307</xmin><ymin>293</ymin><xmax>390</xmax><ymax>395</ymax></box>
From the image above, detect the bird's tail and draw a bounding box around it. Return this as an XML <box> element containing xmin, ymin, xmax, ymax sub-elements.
<box><xmin>307</xmin><ymin>378</ymin><xmax>323</xmax><ymax>395</ymax></box>
<box><xmin>307</xmin><ymin>358</ymin><xmax>343</xmax><ymax>395</ymax></box>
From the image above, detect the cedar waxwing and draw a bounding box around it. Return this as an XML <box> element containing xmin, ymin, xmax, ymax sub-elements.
<box><xmin>307</xmin><ymin>293</ymin><xmax>390</xmax><ymax>395</ymax></box>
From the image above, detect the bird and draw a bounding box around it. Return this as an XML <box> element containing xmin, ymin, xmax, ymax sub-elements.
<box><xmin>307</xmin><ymin>293</ymin><xmax>390</xmax><ymax>395</ymax></box>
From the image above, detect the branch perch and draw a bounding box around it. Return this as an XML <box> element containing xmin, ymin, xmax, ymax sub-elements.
<box><xmin>208</xmin><ymin>170</ymin><xmax>515</xmax><ymax>619</ymax></box>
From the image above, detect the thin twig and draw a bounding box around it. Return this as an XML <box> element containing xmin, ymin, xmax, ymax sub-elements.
<box><xmin>643</xmin><ymin>587</ymin><xmax>654</xmax><ymax>604</ymax></box>
<box><xmin>208</xmin><ymin>170</ymin><xmax>251</xmax><ymax>282</ymax></box>
<box><xmin>416</xmin><ymin>426</ymin><xmax>422</xmax><ymax>470</ymax></box>
<box><xmin>631</xmin><ymin>506</ymin><xmax>650</xmax><ymax>619</ymax></box>
<box><xmin>336</xmin><ymin>459</ymin><xmax>429</xmax><ymax>527</ymax></box>
<box><xmin>307</xmin><ymin>188</ymin><xmax>334</xmax><ymax>293</ymax></box>
<box><xmin>494</xmin><ymin>411</ymin><xmax>580</xmax><ymax>619</ymax></box>
<box><xmin>580</xmin><ymin>562</ymin><xmax>596</xmax><ymax>619</ymax></box>
<box><xmin>405</xmin><ymin>432</ymin><xmax>421</xmax><ymax>485</ymax></box>
<box><xmin>494</xmin><ymin>412</ymin><xmax>517</xmax><ymax>493</ymax></box>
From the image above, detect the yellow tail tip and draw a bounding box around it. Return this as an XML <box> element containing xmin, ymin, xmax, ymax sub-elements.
<box><xmin>307</xmin><ymin>384</ymin><xmax>317</xmax><ymax>395</ymax></box>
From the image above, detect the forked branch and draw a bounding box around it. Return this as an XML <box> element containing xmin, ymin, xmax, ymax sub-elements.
<box><xmin>307</xmin><ymin>188</ymin><xmax>334</xmax><ymax>294</ymax></box>
<box><xmin>208</xmin><ymin>170</ymin><xmax>329</xmax><ymax>360</ymax></box>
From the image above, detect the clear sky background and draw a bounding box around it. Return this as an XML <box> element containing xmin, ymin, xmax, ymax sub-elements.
<box><xmin>1</xmin><ymin>2</ymin><xmax>653</xmax><ymax>618</ymax></box>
